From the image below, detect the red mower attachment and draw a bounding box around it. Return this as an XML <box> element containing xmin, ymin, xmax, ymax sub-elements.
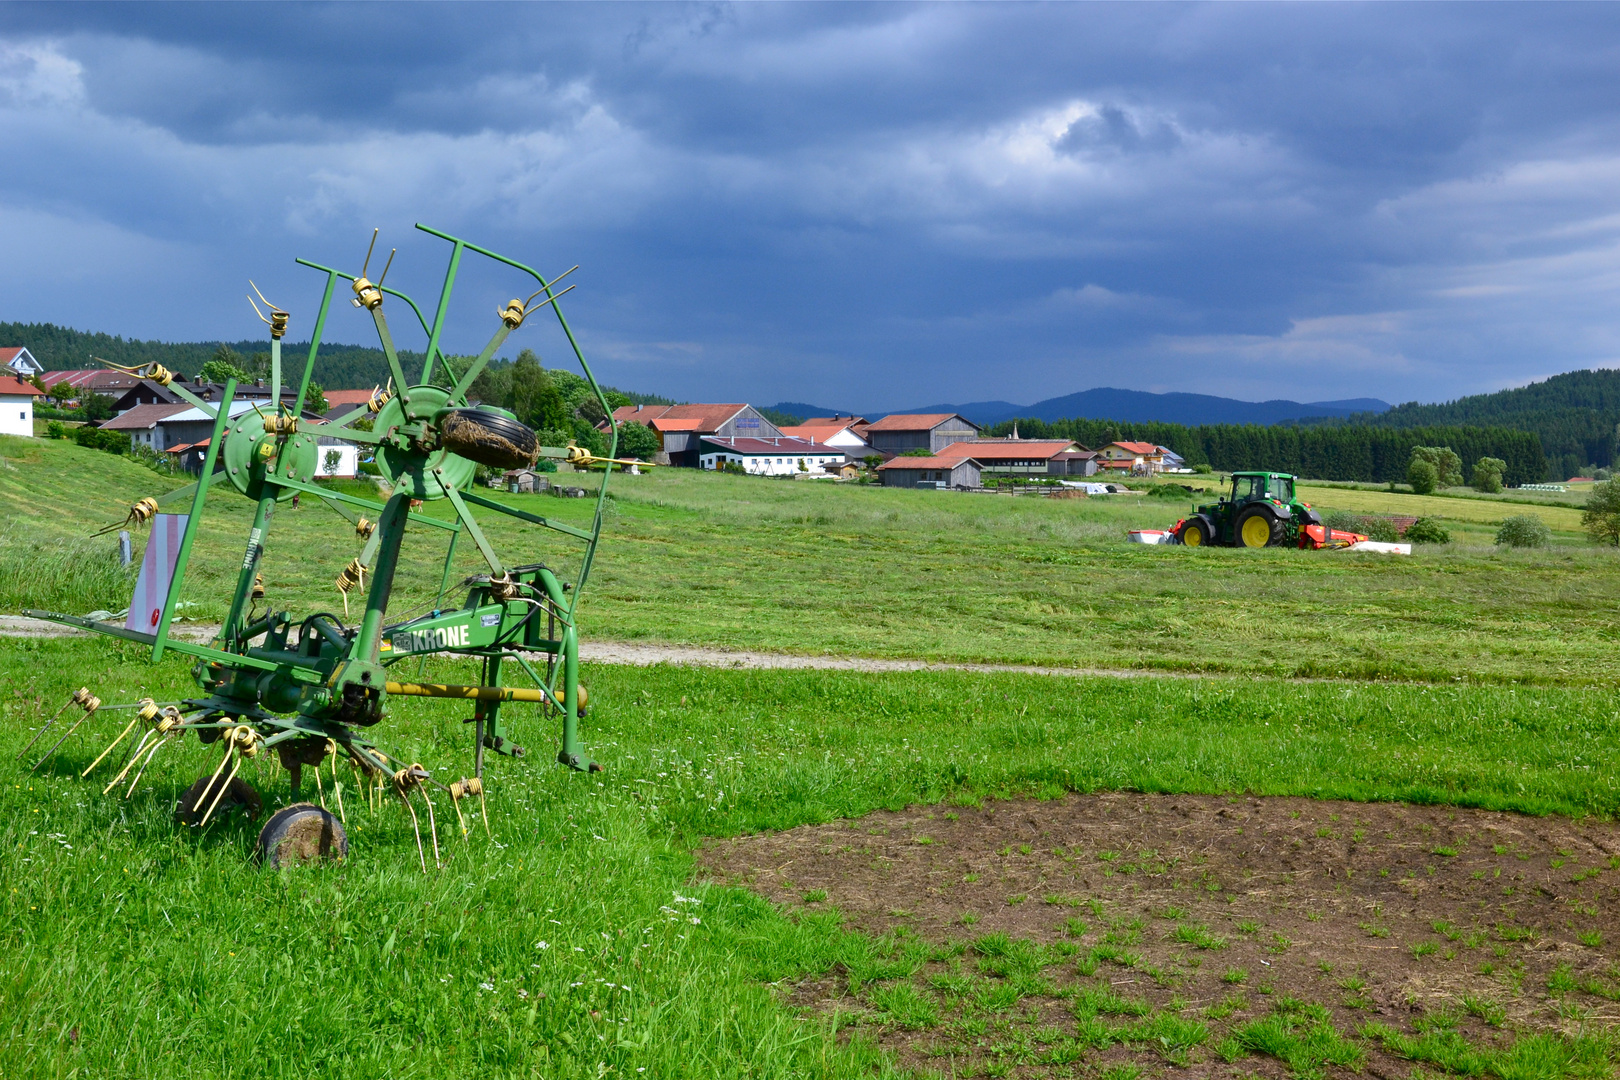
<box><xmin>1299</xmin><ymin>524</ymin><xmax>1366</xmax><ymax>550</ymax></box>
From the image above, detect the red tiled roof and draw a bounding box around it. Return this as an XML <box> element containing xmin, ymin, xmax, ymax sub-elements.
<box><xmin>101</xmin><ymin>403</ymin><xmax>190</xmax><ymax>429</ymax></box>
<box><xmin>864</xmin><ymin>413</ymin><xmax>975</xmax><ymax>432</ymax></box>
<box><xmin>938</xmin><ymin>440</ymin><xmax>1075</xmax><ymax>460</ymax></box>
<box><xmin>610</xmin><ymin>403</ymin><xmax>750</xmax><ymax>432</ymax></box>
<box><xmin>779</xmin><ymin>423</ymin><xmax>867</xmax><ymax>441</ymax></box>
<box><xmin>1107</xmin><ymin>441</ymin><xmax>1160</xmax><ymax>455</ymax></box>
<box><xmin>0</xmin><ymin>375</ymin><xmax>45</xmax><ymax>396</ymax></box>
<box><xmin>38</xmin><ymin>370</ymin><xmax>140</xmax><ymax>390</ymax></box>
<box><xmin>877</xmin><ymin>454</ymin><xmax>976</xmax><ymax>470</ymax></box>
<box><xmin>649</xmin><ymin>417</ymin><xmax>704</xmax><ymax>432</ymax></box>
<box><xmin>700</xmin><ymin>436</ymin><xmax>845</xmax><ymax>455</ymax></box>
<box><xmin>321</xmin><ymin>389</ymin><xmax>376</xmax><ymax>406</ymax></box>
<box><xmin>165</xmin><ymin>439</ymin><xmax>209</xmax><ymax>453</ymax></box>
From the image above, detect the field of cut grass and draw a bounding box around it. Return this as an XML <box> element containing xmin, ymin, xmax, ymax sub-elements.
<box><xmin>1</xmin><ymin>635</ymin><xmax>1617</xmax><ymax>1077</ymax></box>
<box><xmin>6</xmin><ymin>435</ymin><xmax>1620</xmax><ymax>682</ymax></box>
<box><xmin>1297</xmin><ymin>483</ymin><xmax>1587</xmax><ymax>532</ymax></box>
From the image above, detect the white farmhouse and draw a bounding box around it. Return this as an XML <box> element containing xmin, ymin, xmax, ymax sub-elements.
<box><xmin>0</xmin><ymin>348</ymin><xmax>43</xmax><ymax>379</ymax></box>
<box><xmin>699</xmin><ymin>435</ymin><xmax>846</xmax><ymax>476</ymax></box>
<box><xmin>0</xmin><ymin>373</ymin><xmax>45</xmax><ymax>436</ymax></box>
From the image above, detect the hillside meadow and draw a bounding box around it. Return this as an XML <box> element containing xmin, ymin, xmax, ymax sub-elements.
<box><xmin>4</xmin><ymin>434</ymin><xmax>1620</xmax><ymax>682</ymax></box>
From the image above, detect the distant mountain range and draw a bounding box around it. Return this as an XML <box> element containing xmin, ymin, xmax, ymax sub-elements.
<box><xmin>768</xmin><ymin>389</ymin><xmax>1391</xmax><ymax>428</ymax></box>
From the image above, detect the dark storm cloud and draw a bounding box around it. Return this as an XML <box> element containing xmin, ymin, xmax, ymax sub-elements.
<box><xmin>2</xmin><ymin>3</ymin><xmax>1619</xmax><ymax>407</ymax></box>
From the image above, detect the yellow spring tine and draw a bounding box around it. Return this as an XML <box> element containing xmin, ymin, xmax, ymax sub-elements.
<box><xmin>82</xmin><ymin>715</ymin><xmax>140</xmax><ymax>778</ymax></box>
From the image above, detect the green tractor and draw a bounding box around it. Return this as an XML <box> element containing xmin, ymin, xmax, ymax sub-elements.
<box><xmin>1172</xmin><ymin>472</ymin><xmax>1324</xmax><ymax>548</ymax></box>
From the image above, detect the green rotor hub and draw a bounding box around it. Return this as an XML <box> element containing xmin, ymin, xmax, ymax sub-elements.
<box><xmin>222</xmin><ymin>410</ymin><xmax>319</xmax><ymax>501</ymax></box>
<box><xmin>374</xmin><ymin>384</ymin><xmax>477</xmax><ymax>500</ymax></box>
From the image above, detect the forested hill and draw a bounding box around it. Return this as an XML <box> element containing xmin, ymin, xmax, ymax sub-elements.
<box><xmin>1305</xmin><ymin>368</ymin><xmax>1620</xmax><ymax>480</ymax></box>
<box><xmin>991</xmin><ymin>417</ymin><xmax>1547</xmax><ymax>486</ymax></box>
<box><xmin>0</xmin><ymin>320</ymin><xmax>666</xmax><ymax>404</ymax></box>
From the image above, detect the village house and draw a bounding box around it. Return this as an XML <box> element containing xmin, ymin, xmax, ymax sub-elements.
<box><xmin>877</xmin><ymin>454</ymin><xmax>982</xmax><ymax>489</ymax></box>
<box><xmin>698</xmin><ymin>435</ymin><xmax>847</xmax><ymax>476</ymax></box>
<box><xmin>940</xmin><ymin>439</ymin><xmax>1088</xmax><ymax>478</ymax></box>
<box><xmin>0</xmin><ymin>373</ymin><xmax>45</xmax><ymax>436</ymax></box>
<box><xmin>608</xmin><ymin>403</ymin><xmax>785</xmax><ymax>467</ymax></box>
<box><xmin>1</xmin><ymin>347</ymin><xmax>43</xmax><ymax>378</ymax></box>
<box><xmin>862</xmin><ymin>413</ymin><xmax>981</xmax><ymax>456</ymax></box>
<box><xmin>1097</xmin><ymin>441</ymin><xmax>1177</xmax><ymax>474</ymax></box>
<box><xmin>101</xmin><ymin>402</ymin><xmax>193</xmax><ymax>449</ymax></box>
<box><xmin>779</xmin><ymin>416</ymin><xmax>871</xmax><ymax>451</ymax></box>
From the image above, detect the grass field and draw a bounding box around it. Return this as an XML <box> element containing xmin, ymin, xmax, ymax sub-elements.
<box><xmin>3</xmin><ymin>437</ymin><xmax>1619</xmax><ymax>1078</ymax></box>
<box><xmin>2</xmin><ymin>635</ymin><xmax>1617</xmax><ymax>1078</ymax></box>
<box><xmin>5</xmin><ymin>435</ymin><xmax>1620</xmax><ymax>683</ymax></box>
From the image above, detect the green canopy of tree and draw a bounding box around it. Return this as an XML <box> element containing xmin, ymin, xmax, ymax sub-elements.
<box><xmin>614</xmin><ymin>420</ymin><xmax>661</xmax><ymax>460</ymax></box>
<box><xmin>1407</xmin><ymin>457</ymin><xmax>1438</xmax><ymax>495</ymax></box>
<box><xmin>1472</xmin><ymin>456</ymin><xmax>1507</xmax><ymax>493</ymax></box>
<box><xmin>1582</xmin><ymin>480</ymin><xmax>1620</xmax><ymax>546</ymax></box>
<box><xmin>1409</xmin><ymin>446</ymin><xmax>1463</xmax><ymax>487</ymax></box>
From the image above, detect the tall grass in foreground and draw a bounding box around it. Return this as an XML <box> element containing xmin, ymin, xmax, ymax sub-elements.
<box><xmin>1</xmin><ymin>637</ymin><xmax>1617</xmax><ymax>1077</ymax></box>
<box><xmin>0</xmin><ymin>528</ymin><xmax>135</xmax><ymax>616</ymax></box>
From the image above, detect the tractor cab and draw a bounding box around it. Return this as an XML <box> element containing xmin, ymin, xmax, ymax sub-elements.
<box><xmin>1229</xmin><ymin>472</ymin><xmax>1294</xmax><ymax>507</ymax></box>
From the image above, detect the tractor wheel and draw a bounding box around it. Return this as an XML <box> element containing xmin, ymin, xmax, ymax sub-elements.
<box><xmin>1177</xmin><ymin>516</ymin><xmax>1214</xmax><ymax>547</ymax></box>
<box><xmin>257</xmin><ymin>803</ymin><xmax>348</xmax><ymax>869</ymax></box>
<box><xmin>1236</xmin><ymin>506</ymin><xmax>1281</xmax><ymax>548</ymax></box>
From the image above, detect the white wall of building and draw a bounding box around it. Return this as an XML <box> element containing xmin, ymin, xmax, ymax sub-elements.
<box><xmin>700</xmin><ymin>450</ymin><xmax>843</xmax><ymax>476</ymax></box>
<box><xmin>0</xmin><ymin>395</ymin><xmax>34</xmax><ymax>437</ymax></box>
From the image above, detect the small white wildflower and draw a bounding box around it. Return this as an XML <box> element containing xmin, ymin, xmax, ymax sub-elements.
<box><xmin>535</xmin><ymin>941</ymin><xmax>549</xmax><ymax>950</ymax></box>
<box><xmin>479</xmin><ymin>981</ymin><xmax>495</xmax><ymax>992</ymax></box>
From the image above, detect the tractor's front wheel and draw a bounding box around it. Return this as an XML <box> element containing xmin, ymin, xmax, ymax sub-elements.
<box><xmin>1177</xmin><ymin>515</ymin><xmax>1214</xmax><ymax>547</ymax></box>
<box><xmin>1236</xmin><ymin>506</ymin><xmax>1281</xmax><ymax>548</ymax></box>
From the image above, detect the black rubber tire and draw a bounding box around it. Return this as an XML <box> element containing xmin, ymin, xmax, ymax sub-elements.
<box><xmin>257</xmin><ymin>802</ymin><xmax>348</xmax><ymax>868</ymax></box>
<box><xmin>437</xmin><ymin>408</ymin><xmax>539</xmax><ymax>470</ymax></box>
<box><xmin>1235</xmin><ymin>505</ymin><xmax>1282</xmax><ymax>548</ymax></box>
<box><xmin>1177</xmin><ymin>515</ymin><xmax>1215</xmax><ymax>547</ymax></box>
<box><xmin>174</xmin><ymin>773</ymin><xmax>262</xmax><ymax>826</ymax></box>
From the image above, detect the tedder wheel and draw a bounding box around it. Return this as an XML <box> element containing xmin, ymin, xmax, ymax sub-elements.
<box><xmin>1236</xmin><ymin>506</ymin><xmax>1281</xmax><ymax>548</ymax></box>
<box><xmin>436</xmin><ymin>407</ymin><xmax>539</xmax><ymax>471</ymax></box>
<box><xmin>1177</xmin><ymin>516</ymin><xmax>1212</xmax><ymax>547</ymax></box>
<box><xmin>257</xmin><ymin>803</ymin><xmax>348</xmax><ymax>868</ymax></box>
<box><xmin>174</xmin><ymin>773</ymin><xmax>263</xmax><ymax>826</ymax></box>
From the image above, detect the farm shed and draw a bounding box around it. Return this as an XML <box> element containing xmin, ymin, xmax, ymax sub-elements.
<box><xmin>877</xmin><ymin>454</ymin><xmax>981</xmax><ymax>489</ymax></box>
<box><xmin>939</xmin><ymin>439</ymin><xmax>1083</xmax><ymax>478</ymax></box>
<box><xmin>503</xmin><ymin>468</ymin><xmax>551</xmax><ymax>493</ymax></box>
<box><xmin>608</xmin><ymin>403</ymin><xmax>786</xmax><ymax>467</ymax></box>
<box><xmin>864</xmin><ymin>413</ymin><xmax>981</xmax><ymax>455</ymax></box>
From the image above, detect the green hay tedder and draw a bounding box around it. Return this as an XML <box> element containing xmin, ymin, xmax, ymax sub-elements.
<box><xmin>19</xmin><ymin>224</ymin><xmax>634</xmax><ymax>868</ymax></box>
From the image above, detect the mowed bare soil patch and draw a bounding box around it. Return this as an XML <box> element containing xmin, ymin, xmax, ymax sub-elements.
<box><xmin>700</xmin><ymin>794</ymin><xmax>1620</xmax><ymax>1079</ymax></box>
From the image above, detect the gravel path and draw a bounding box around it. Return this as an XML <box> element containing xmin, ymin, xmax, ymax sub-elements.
<box><xmin>0</xmin><ymin>614</ymin><xmax>1178</xmax><ymax>680</ymax></box>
